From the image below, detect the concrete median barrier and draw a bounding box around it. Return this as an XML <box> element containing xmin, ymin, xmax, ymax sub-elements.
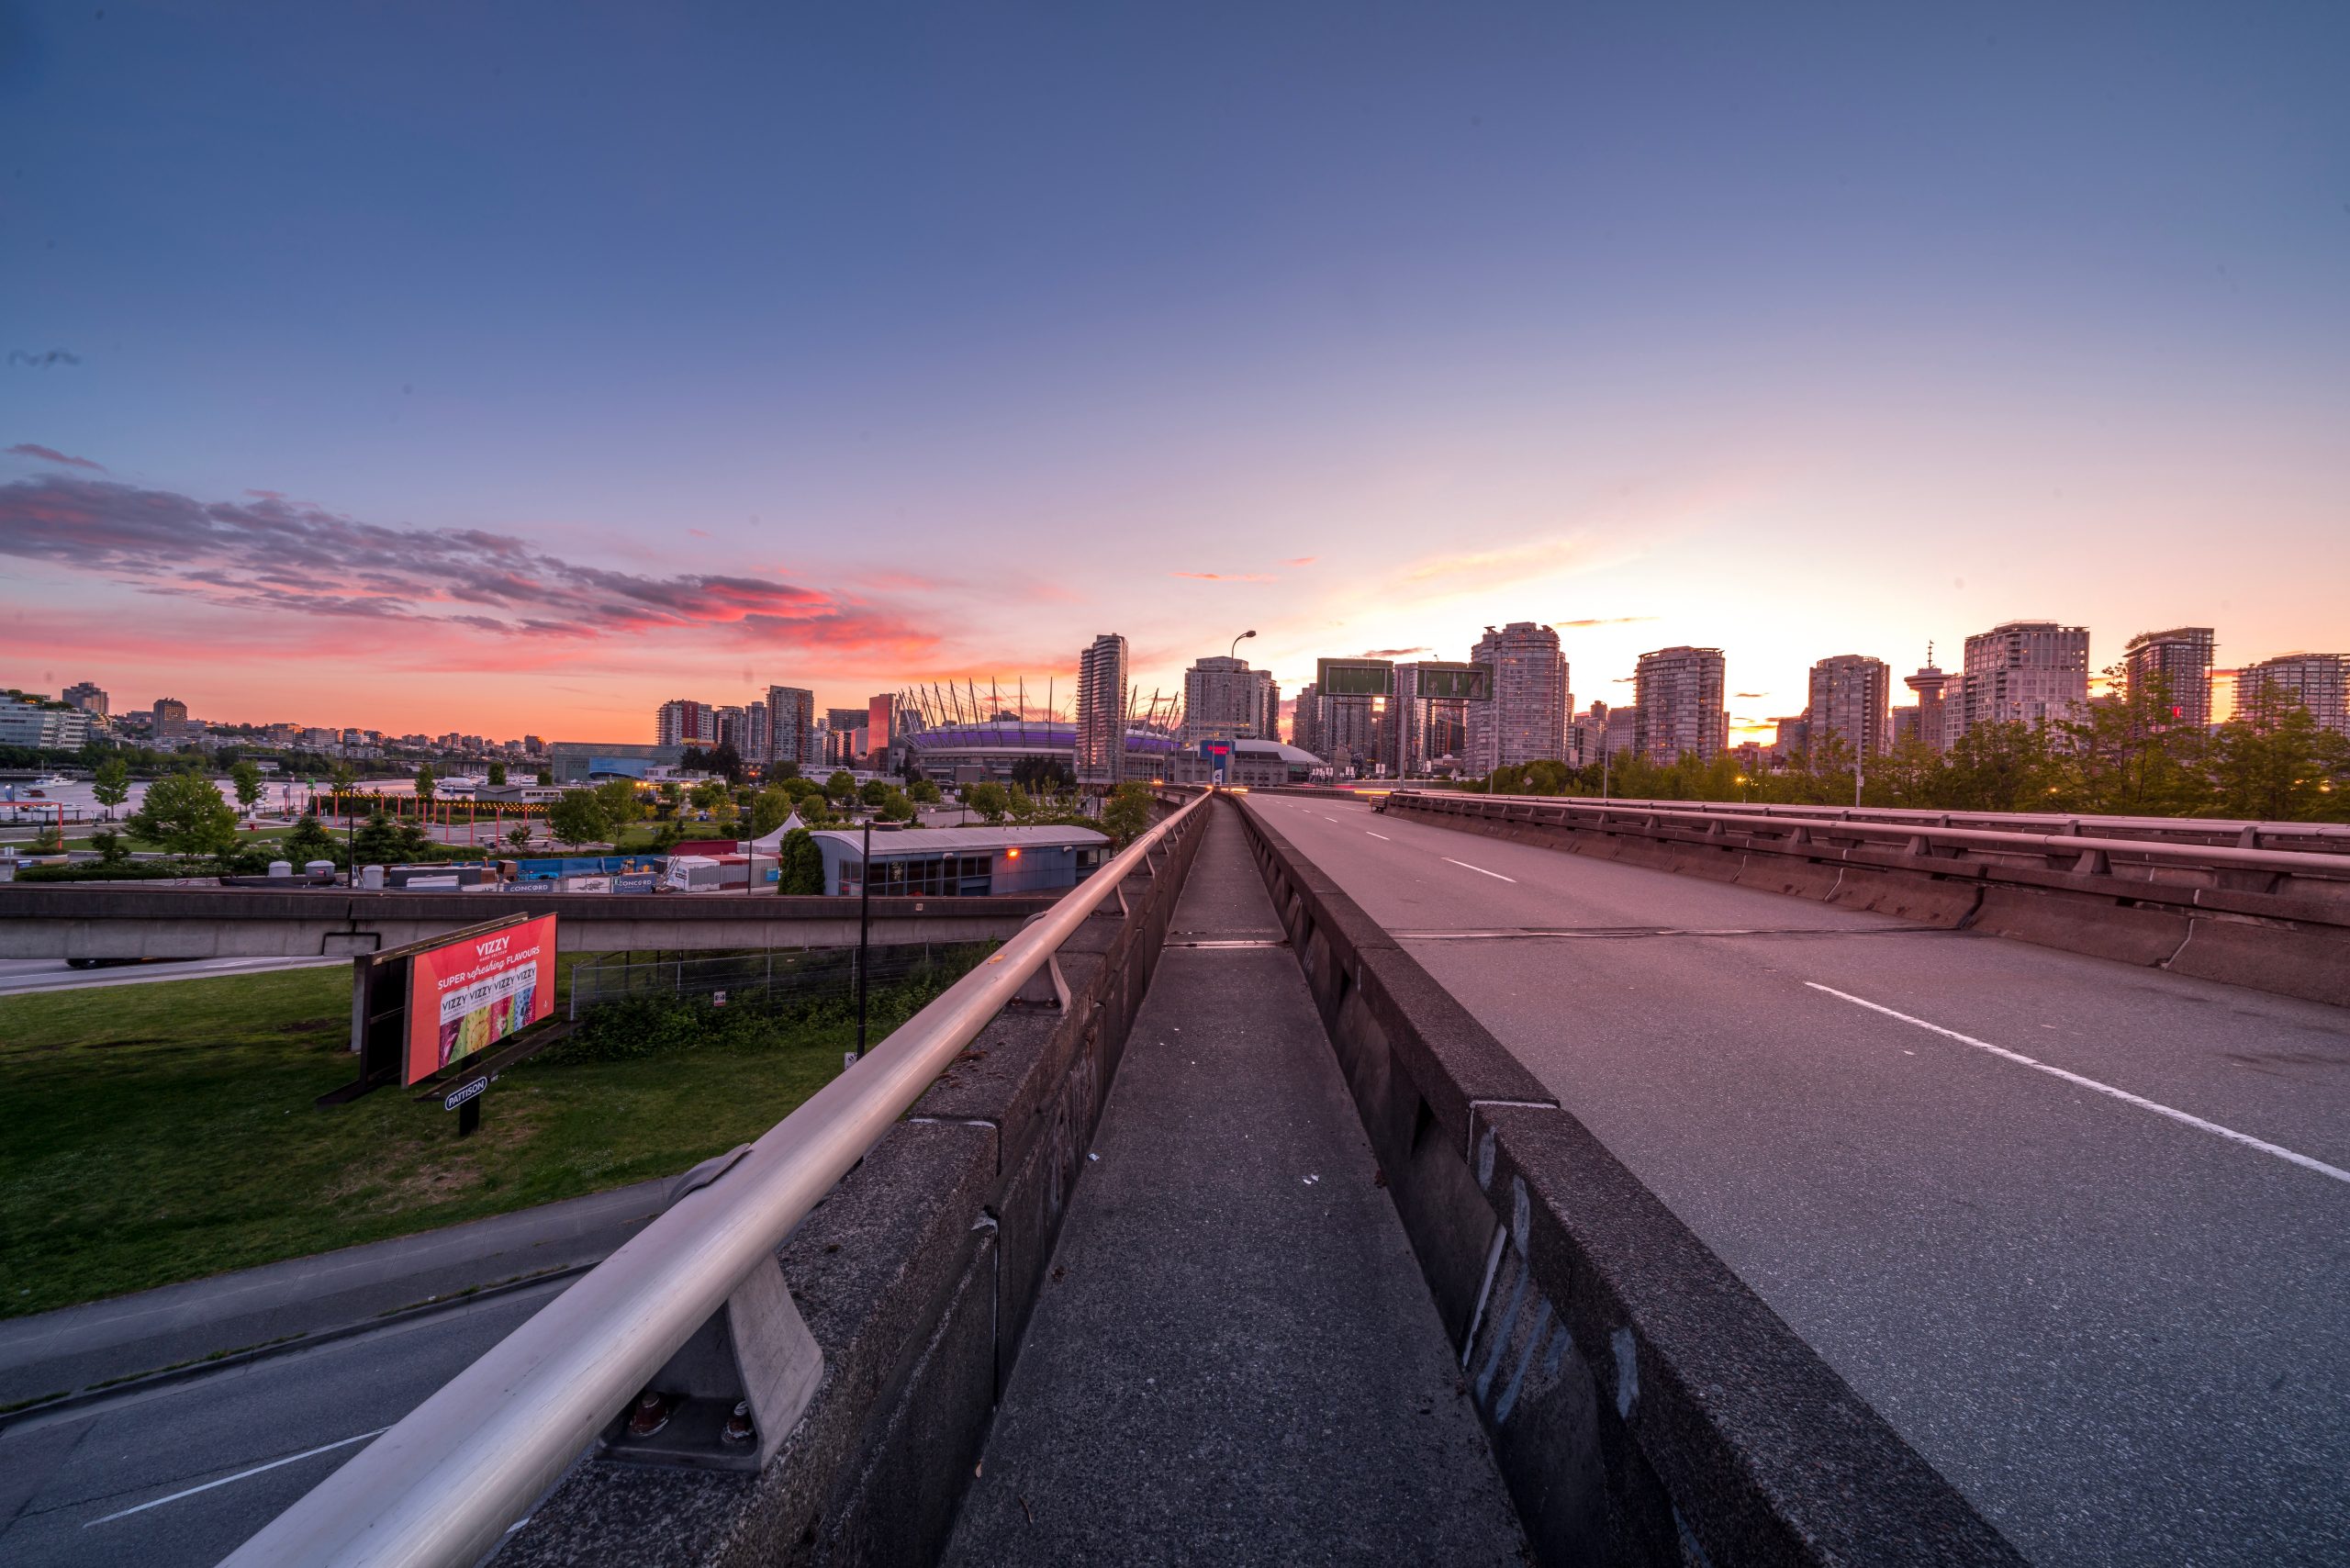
<box><xmin>1385</xmin><ymin>793</ymin><xmax>2350</xmax><ymax>1010</ymax></box>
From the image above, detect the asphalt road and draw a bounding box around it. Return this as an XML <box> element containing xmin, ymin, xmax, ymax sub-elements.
<box><xmin>0</xmin><ymin>1280</ymin><xmax>571</xmax><ymax>1568</ymax></box>
<box><xmin>1250</xmin><ymin>794</ymin><xmax>2350</xmax><ymax>1568</ymax></box>
<box><xmin>0</xmin><ymin>957</ymin><xmax>343</xmax><ymax>997</ymax></box>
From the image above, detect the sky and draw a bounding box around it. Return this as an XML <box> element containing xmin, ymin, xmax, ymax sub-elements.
<box><xmin>4</xmin><ymin>1</ymin><xmax>2346</xmax><ymax>744</ymax></box>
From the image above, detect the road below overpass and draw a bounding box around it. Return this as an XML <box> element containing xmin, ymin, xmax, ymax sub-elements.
<box><xmin>0</xmin><ymin>1282</ymin><xmax>565</xmax><ymax>1568</ymax></box>
<box><xmin>1250</xmin><ymin>794</ymin><xmax>2350</xmax><ymax>1568</ymax></box>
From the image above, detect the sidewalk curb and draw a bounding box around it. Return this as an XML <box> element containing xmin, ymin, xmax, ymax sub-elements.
<box><xmin>0</xmin><ymin>1262</ymin><xmax>592</xmax><ymax>1435</ymax></box>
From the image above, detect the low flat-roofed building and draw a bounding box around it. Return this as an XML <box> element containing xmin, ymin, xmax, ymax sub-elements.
<box><xmin>549</xmin><ymin>741</ymin><xmax>686</xmax><ymax>783</ymax></box>
<box><xmin>811</xmin><ymin>823</ymin><xmax>1110</xmax><ymax>898</ymax></box>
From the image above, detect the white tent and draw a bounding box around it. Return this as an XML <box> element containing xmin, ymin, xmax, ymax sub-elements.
<box><xmin>747</xmin><ymin>810</ymin><xmax>806</xmax><ymax>854</ymax></box>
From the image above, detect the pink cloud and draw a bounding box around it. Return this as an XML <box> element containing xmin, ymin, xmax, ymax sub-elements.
<box><xmin>7</xmin><ymin>442</ymin><xmax>106</xmax><ymax>473</ymax></box>
<box><xmin>0</xmin><ymin>474</ymin><xmax>940</xmax><ymax>663</ymax></box>
<box><xmin>1171</xmin><ymin>571</ymin><xmax>1275</xmax><ymax>583</ymax></box>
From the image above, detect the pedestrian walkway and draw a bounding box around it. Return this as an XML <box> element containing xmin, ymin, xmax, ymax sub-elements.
<box><xmin>945</xmin><ymin>801</ymin><xmax>1525</xmax><ymax>1565</ymax></box>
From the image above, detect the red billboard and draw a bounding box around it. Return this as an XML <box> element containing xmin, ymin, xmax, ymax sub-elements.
<box><xmin>403</xmin><ymin>913</ymin><xmax>557</xmax><ymax>1085</ymax></box>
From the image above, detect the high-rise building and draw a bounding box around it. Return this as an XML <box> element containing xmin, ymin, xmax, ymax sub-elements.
<box><xmin>1569</xmin><ymin>702</ymin><xmax>1611</xmax><ymax>767</ymax></box>
<box><xmin>1901</xmin><ymin>653</ymin><xmax>1953</xmax><ymax>753</ymax></box>
<box><xmin>1181</xmin><ymin>656</ymin><xmax>1276</xmax><ymax>745</ymax></box>
<box><xmin>1953</xmin><ymin>621</ymin><xmax>2089</xmax><ymax>742</ymax></box>
<box><xmin>1634</xmin><ymin>646</ymin><xmax>1728</xmax><ymax>765</ymax></box>
<box><xmin>765</xmin><ymin>685</ymin><xmax>815</xmax><ymax>769</ymax></box>
<box><xmin>2123</xmin><ymin>628</ymin><xmax>2216</xmax><ymax>732</ymax></box>
<box><xmin>1466</xmin><ymin>622</ymin><xmax>1569</xmax><ymax>773</ymax></box>
<box><xmin>866</xmin><ymin>694</ymin><xmax>903</xmax><ymax>771</ymax></box>
<box><xmin>1769</xmin><ymin>713</ymin><xmax>1811</xmax><ymax>764</ymax></box>
<box><xmin>2237</xmin><ymin>652</ymin><xmax>2348</xmax><ymax>737</ymax></box>
<box><xmin>1076</xmin><ymin>634</ymin><xmax>1128</xmax><ymax>785</ymax></box>
<box><xmin>62</xmin><ymin>681</ymin><xmax>107</xmax><ymax>717</ymax></box>
<box><xmin>152</xmin><ymin>697</ymin><xmax>190</xmax><ymax>747</ymax></box>
<box><xmin>1807</xmin><ymin>655</ymin><xmax>1892</xmax><ymax>758</ymax></box>
<box><xmin>655</xmin><ymin>699</ymin><xmax>718</xmax><ymax>748</ymax></box>
<box><xmin>1290</xmin><ymin>683</ymin><xmax>1321</xmax><ymax>757</ymax></box>
<box><xmin>1322</xmin><ymin>695</ymin><xmax>1375</xmax><ymax>776</ymax></box>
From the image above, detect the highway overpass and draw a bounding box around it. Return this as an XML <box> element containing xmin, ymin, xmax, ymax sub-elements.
<box><xmin>7</xmin><ymin>790</ymin><xmax>2340</xmax><ymax>1568</ymax></box>
<box><xmin>0</xmin><ymin>885</ymin><xmax>1054</xmax><ymax>960</ymax></box>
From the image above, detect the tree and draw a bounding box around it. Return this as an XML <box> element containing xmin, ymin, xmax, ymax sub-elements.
<box><xmin>506</xmin><ymin>823</ymin><xmax>535</xmax><ymax>853</ymax></box>
<box><xmin>795</xmin><ymin>791</ymin><xmax>834</xmax><ymax>826</ymax></box>
<box><xmin>824</xmin><ymin>769</ymin><xmax>856</xmax><ymax>804</ymax></box>
<box><xmin>126</xmin><ymin>772</ymin><xmax>240</xmax><ymax>861</ymax></box>
<box><xmin>352</xmin><ymin>811</ymin><xmax>411</xmax><ymax>867</ymax></box>
<box><xmin>91</xmin><ymin>756</ymin><xmax>130</xmax><ymax>821</ymax></box>
<box><xmin>535</xmin><ymin>767</ymin><xmax>554</xmax><ymax>786</ymax></box>
<box><xmin>908</xmin><ymin>778</ymin><xmax>943</xmax><ymax>805</ymax></box>
<box><xmin>705</xmin><ymin>741</ymin><xmax>744</xmax><ymax>783</ymax></box>
<box><xmin>751</xmin><ymin>785</ymin><xmax>797</xmax><ymax>837</ymax></box>
<box><xmin>777</xmin><ymin>827</ymin><xmax>825</xmax><ymax>894</ymax></box>
<box><xmin>487</xmin><ymin>760</ymin><xmax>508</xmax><ymax>786</ymax></box>
<box><xmin>415</xmin><ymin>763</ymin><xmax>438</xmax><ymax>807</ymax></box>
<box><xmin>966</xmin><ymin>781</ymin><xmax>1010</xmax><ymax>823</ymax></box>
<box><xmin>878</xmin><ymin>788</ymin><xmax>917</xmax><ymax>823</ymax></box>
<box><xmin>772</xmin><ymin>759</ymin><xmax>801</xmax><ymax>780</ymax></box>
<box><xmin>858</xmin><ymin>778</ymin><xmax>890</xmax><ymax>808</ymax></box>
<box><xmin>285</xmin><ymin>813</ymin><xmax>344</xmax><ymax>868</ymax></box>
<box><xmin>546</xmin><ymin>790</ymin><xmax>610</xmax><ymax>848</ymax></box>
<box><xmin>2210</xmin><ymin>700</ymin><xmax>2350</xmax><ymax>822</ymax></box>
<box><xmin>1102</xmin><ymin>782</ymin><xmax>1153</xmax><ymax>845</ymax></box>
<box><xmin>593</xmin><ymin>778</ymin><xmax>643</xmax><ymax>836</ymax></box>
<box><xmin>229</xmin><ymin>760</ymin><xmax>265</xmax><ymax>816</ymax></box>
<box><xmin>88</xmin><ymin>829</ymin><xmax>128</xmax><ymax>866</ymax></box>
<box><xmin>31</xmin><ymin>822</ymin><xmax>64</xmax><ymax>853</ymax></box>
<box><xmin>1012</xmin><ymin>756</ymin><xmax>1074</xmax><ymax>795</ymax></box>
<box><xmin>688</xmin><ymin>780</ymin><xmax>728</xmax><ymax>812</ymax></box>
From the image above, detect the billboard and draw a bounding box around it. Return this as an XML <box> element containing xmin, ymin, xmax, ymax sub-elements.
<box><xmin>1316</xmin><ymin>658</ymin><xmax>1394</xmax><ymax>697</ymax></box>
<box><xmin>404</xmin><ymin>913</ymin><xmax>557</xmax><ymax>1084</ymax></box>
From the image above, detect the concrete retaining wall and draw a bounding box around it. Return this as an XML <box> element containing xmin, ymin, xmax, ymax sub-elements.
<box><xmin>1233</xmin><ymin>797</ymin><xmax>2024</xmax><ymax>1568</ymax></box>
<box><xmin>1387</xmin><ymin>793</ymin><xmax>2350</xmax><ymax>1009</ymax></box>
<box><xmin>498</xmin><ymin>804</ymin><xmax>1211</xmax><ymax>1568</ymax></box>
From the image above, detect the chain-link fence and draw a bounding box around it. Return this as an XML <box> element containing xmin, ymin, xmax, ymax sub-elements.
<box><xmin>565</xmin><ymin>944</ymin><xmax>970</xmax><ymax>1021</ymax></box>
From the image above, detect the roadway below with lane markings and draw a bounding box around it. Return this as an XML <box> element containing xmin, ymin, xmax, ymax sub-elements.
<box><xmin>1248</xmin><ymin>793</ymin><xmax>2350</xmax><ymax>1568</ymax></box>
<box><xmin>0</xmin><ymin>1281</ymin><xmax>567</xmax><ymax>1568</ymax></box>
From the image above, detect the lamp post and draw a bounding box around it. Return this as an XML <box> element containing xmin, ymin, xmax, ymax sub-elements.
<box><xmin>854</xmin><ymin>816</ymin><xmax>872</xmax><ymax>1059</ymax></box>
<box><xmin>1229</xmin><ymin>629</ymin><xmax>1257</xmax><ymax>661</ymax></box>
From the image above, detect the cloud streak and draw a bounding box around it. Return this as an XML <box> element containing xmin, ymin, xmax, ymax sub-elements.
<box><xmin>1551</xmin><ymin>615</ymin><xmax>1657</xmax><ymax>628</ymax></box>
<box><xmin>1170</xmin><ymin>571</ymin><xmax>1275</xmax><ymax>582</ymax></box>
<box><xmin>7</xmin><ymin>443</ymin><xmax>106</xmax><ymax>473</ymax></box>
<box><xmin>0</xmin><ymin>475</ymin><xmax>936</xmax><ymax>661</ymax></box>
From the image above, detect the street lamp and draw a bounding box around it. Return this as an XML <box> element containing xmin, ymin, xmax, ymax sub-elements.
<box><xmin>1229</xmin><ymin>629</ymin><xmax>1257</xmax><ymax>661</ymax></box>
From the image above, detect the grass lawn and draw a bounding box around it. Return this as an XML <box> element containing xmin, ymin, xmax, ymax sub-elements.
<box><xmin>0</xmin><ymin>963</ymin><xmax>911</xmax><ymax>1319</ymax></box>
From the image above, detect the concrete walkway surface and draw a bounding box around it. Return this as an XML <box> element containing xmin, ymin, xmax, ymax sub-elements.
<box><xmin>946</xmin><ymin>801</ymin><xmax>1525</xmax><ymax>1565</ymax></box>
<box><xmin>0</xmin><ymin>1178</ymin><xmax>667</xmax><ymax>1409</ymax></box>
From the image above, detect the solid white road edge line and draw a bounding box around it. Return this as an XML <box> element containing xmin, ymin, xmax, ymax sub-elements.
<box><xmin>1805</xmin><ymin>982</ymin><xmax>2350</xmax><ymax>1186</ymax></box>
<box><xmin>1442</xmin><ymin>857</ymin><xmax>1516</xmax><ymax>883</ymax></box>
<box><xmin>84</xmin><ymin>1428</ymin><xmax>391</xmax><ymax>1526</ymax></box>
<box><xmin>1366</xmin><ymin>832</ymin><xmax>1391</xmax><ymax>840</ymax></box>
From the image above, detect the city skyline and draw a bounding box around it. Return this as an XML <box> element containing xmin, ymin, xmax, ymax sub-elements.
<box><xmin>5</xmin><ymin>6</ymin><xmax>2346</xmax><ymax>736</ymax></box>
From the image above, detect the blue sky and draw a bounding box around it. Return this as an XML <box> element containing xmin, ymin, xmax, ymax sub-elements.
<box><xmin>3</xmin><ymin>2</ymin><xmax>2344</xmax><ymax>737</ymax></box>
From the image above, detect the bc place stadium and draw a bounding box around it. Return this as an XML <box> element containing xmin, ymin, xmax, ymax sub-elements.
<box><xmin>890</xmin><ymin>683</ymin><xmax>1324</xmax><ymax>787</ymax></box>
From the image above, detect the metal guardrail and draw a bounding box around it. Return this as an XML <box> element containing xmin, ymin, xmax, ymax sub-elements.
<box><xmin>1410</xmin><ymin>791</ymin><xmax>2350</xmax><ymax>853</ymax></box>
<box><xmin>1386</xmin><ymin>792</ymin><xmax>2350</xmax><ymax>882</ymax></box>
<box><xmin>223</xmin><ymin>788</ymin><xmax>1209</xmax><ymax>1568</ymax></box>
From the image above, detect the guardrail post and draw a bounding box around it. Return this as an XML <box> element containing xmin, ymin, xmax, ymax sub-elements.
<box><xmin>599</xmin><ymin>1151</ymin><xmax>823</xmax><ymax>1472</ymax></box>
